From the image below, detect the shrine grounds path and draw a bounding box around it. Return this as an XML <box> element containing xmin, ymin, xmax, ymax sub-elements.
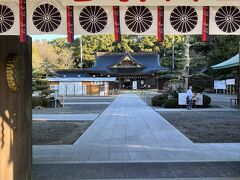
<box><xmin>33</xmin><ymin>94</ymin><xmax>240</xmax><ymax>179</ymax></box>
<box><xmin>33</xmin><ymin>94</ymin><xmax>240</xmax><ymax>163</ymax></box>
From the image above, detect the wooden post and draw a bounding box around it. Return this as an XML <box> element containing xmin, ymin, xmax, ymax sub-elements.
<box><xmin>62</xmin><ymin>95</ymin><xmax>65</xmax><ymax>108</ymax></box>
<box><xmin>0</xmin><ymin>36</ymin><xmax>32</xmax><ymax>180</ymax></box>
<box><xmin>238</xmin><ymin>42</ymin><xmax>240</xmax><ymax>109</ymax></box>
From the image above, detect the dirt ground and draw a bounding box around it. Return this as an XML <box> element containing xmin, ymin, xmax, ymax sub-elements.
<box><xmin>32</xmin><ymin>121</ymin><xmax>93</xmax><ymax>145</ymax></box>
<box><xmin>33</xmin><ymin>104</ymin><xmax>109</xmax><ymax>114</ymax></box>
<box><xmin>159</xmin><ymin>111</ymin><xmax>240</xmax><ymax>143</ymax></box>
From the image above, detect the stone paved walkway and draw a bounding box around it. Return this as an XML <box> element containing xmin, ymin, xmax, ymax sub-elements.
<box><xmin>33</xmin><ymin>162</ymin><xmax>240</xmax><ymax>179</ymax></box>
<box><xmin>63</xmin><ymin>102</ymin><xmax>111</xmax><ymax>105</ymax></box>
<box><xmin>33</xmin><ymin>94</ymin><xmax>240</xmax><ymax>163</ymax></box>
<box><xmin>33</xmin><ymin>114</ymin><xmax>99</xmax><ymax>121</ymax></box>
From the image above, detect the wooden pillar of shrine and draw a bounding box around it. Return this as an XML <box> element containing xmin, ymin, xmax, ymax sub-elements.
<box><xmin>0</xmin><ymin>36</ymin><xmax>32</xmax><ymax>180</ymax></box>
<box><xmin>238</xmin><ymin>42</ymin><xmax>240</xmax><ymax>109</ymax></box>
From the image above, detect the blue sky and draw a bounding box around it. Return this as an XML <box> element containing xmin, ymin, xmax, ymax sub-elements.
<box><xmin>31</xmin><ymin>35</ymin><xmax>79</xmax><ymax>41</ymax></box>
<box><xmin>31</xmin><ymin>35</ymin><xmax>66</xmax><ymax>41</ymax></box>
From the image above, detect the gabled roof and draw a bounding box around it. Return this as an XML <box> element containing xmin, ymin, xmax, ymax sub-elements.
<box><xmin>211</xmin><ymin>54</ymin><xmax>239</xmax><ymax>70</ymax></box>
<box><xmin>88</xmin><ymin>52</ymin><xmax>168</xmax><ymax>75</ymax></box>
<box><xmin>109</xmin><ymin>53</ymin><xmax>144</xmax><ymax>68</ymax></box>
<box><xmin>47</xmin><ymin>77</ymin><xmax>116</xmax><ymax>82</ymax></box>
<box><xmin>56</xmin><ymin>70</ymin><xmax>91</xmax><ymax>78</ymax></box>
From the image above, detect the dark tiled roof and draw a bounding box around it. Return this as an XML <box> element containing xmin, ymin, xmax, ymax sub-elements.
<box><xmin>56</xmin><ymin>70</ymin><xmax>91</xmax><ymax>78</ymax></box>
<box><xmin>87</xmin><ymin>52</ymin><xmax>168</xmax><ymax>75</ymax></box>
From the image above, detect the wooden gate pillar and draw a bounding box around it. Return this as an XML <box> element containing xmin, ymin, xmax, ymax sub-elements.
<box><xmin>0</xmin><ymin>36</ymin><xmax>32</xmax><ymax>180</ymax></box>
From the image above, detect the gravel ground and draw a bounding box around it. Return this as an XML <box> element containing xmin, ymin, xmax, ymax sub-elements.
<box><xmin>32</xmin><ymin>121</ymin><xmax>93</xmax><ymax>145</ymax></box>
<box><xmin>159</xmin><ymin>111</ymin><xmax>240</xmax><ymax>143</ymax></box>
<box><xmin>33</xmin><ymin>104</ymin><xmax>109</xmax><ymax>114</ymax></box>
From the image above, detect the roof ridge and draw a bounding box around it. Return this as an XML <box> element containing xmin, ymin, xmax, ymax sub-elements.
<box><xmin>96</xmin><ymin>52</ymin><xmax>159</xmax><ymax>57</ymax></box>
<box><xmin>106</xmin><ymin>53</ymin><xmax>146</xmax><ymax>68</ymax></box>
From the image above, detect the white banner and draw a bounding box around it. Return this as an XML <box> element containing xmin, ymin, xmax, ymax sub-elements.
<box><xmin>0</xmin><ymin>2</ymin><xmax>19</xmax><ymax>35</ymax></box>
<box><xmin>2</xmin><ymin>0</ymin><xmax>240</xmax><ymax>7</ymax></box>
<box><xmin>210</xmin><ymin>6</ymin><xmax>240</xmax><ymax>35</ymax></box>
<box><xmin>120</xmin><ymin>6</ymin><xmax>158</xmax><ymax>36</ymax></box>
<box><xmin>27</xmin><ymin>0</ymin><xmax>66</xmax><ymax>35</ymax></box>
<box><xmin>2</xmin><ymin>1</ymin><xmax>240</xmax><ymax>37</ymax></box>
<box><xmin>214</xmin><ymin>80</ymin><xmax>226</xmax><ymax>90</ymax></box>
<box><xmin>226</xmin><ymin>79</ymin><xmax>235</xmax><ymax>85</ymax></box>
<box><xmin>74</xmin><ymin>6</ymin><xmax>114</xmax><ymax>35</ymax></box>
<box><xmin>164</xmin><ymin>6</ymin><xmax>203</xmax><ymax>35</ymax></box>
<box><xmin>63</xmin><ymin>0</ymin><xmax>240</xmax><ymax>7</ymax></box>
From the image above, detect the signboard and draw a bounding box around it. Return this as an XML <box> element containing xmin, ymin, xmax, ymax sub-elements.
<box><xmin>132</xmin><ymin>81</ymin><xmax>137</xmax><ymax>90</ymax></box>
<box><xmin>226</xmin><ymin>79</ymin><xmax>235</xmax><ymax>85</ymax></box>
<box><xmin>194</xmin><ymin>93</ymin><xmax>203</xmax><ymax>106</ymax></box>
<box><xmin>179</xmin><ymin>93</ymin><xmax>188</xmax><ymax>105</ymax></box>
<box><xmin>179</xmin><ymin>93</ymin><xmax>203</xmax><ymax>105</ymax></box>
<box><xmin>214</xmin><ymin>80</ymin><xmax>226</xmax><ymax>90</ymax></box>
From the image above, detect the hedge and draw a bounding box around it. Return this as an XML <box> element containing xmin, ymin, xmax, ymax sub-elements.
<box><xmin>202</xmin><ymin>94</ymin><xmax>211</xmax><ymax>108</ymax></box>
<box><xmin>32</xmin><ymin>97</ymin><xmax>51</xmax><ymax>108</ymax></box>
<box><xmin>164</xmin><ymin>98</ymin><xmax>180</xmax><ymax>108</ymax></box>
<box><xmin>151</xmin><ymin>94</ymin><xmax>168</xmax><ymax>106</ymax></box>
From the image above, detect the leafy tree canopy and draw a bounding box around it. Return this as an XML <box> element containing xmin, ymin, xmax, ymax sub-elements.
<box><xmin>32</xmin><ymin>34</ymin><xmax>240</xmax><ymax>80</ymax></box>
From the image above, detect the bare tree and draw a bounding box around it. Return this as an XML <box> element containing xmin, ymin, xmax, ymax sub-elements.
<box><xmin>33</xmin><ymin>42</ymin><xmax>75</xmax><ymax>75</ymax></box>
<box><xmin>56</xmin><ymin>48</ymin><xmax>74</xmax><ymax>69</ymax></box>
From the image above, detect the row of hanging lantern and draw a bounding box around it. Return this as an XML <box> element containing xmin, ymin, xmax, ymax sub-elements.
<box><xmin>0</xmin><ymin>1</ymin><xmax>239</xmax><ymax>43</ymax></box>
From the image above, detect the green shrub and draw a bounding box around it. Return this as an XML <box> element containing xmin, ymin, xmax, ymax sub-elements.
<box><xmin>151</xmin><ymin>94</ymin><xmax>168</xmax><ymax>106</ymax></box>
<box><xmin>171</xmin><ymin>90</ymin><xmax>179</xmax><ymax>98</ymax></box>
<box><xmin>32</xmin><ymin>97</ymin><xmax>43</xmax><ymax>108</ymax></box>
<box><xmin>32</xmin><ymin>97</ymin><xmax>52</xmax><ymax>108</ymax></box>
<box><xmin>203</xmin><ymin>94</ymin><xmax>211</xmax><ymax>107</ymax></box>
<box><xmin>41</xmin><ymin>97</ymin><xmax>51</xmax><ymax>107</ymax></box>
<box><xmin>164</xmin><ymin>98</ymin><xmax>179</xmax><ymax>108</ymax></box>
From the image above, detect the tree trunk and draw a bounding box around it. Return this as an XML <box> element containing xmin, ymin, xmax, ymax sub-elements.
<box><xmin>183</xmin><ymin>36</ymin><xmax>191</xmax><ymax>91</ymax></box>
